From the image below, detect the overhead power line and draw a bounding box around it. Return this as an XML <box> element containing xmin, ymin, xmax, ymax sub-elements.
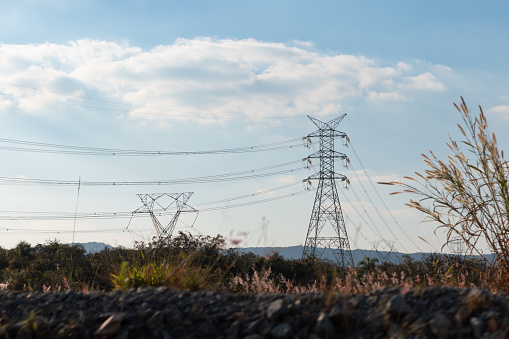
<box><xmin>0</xmin><ymin>137</ymin><xmax>304</xmax><ymax>156</ymax></box>
<box><xmin>348</xmin><ymin>142</ymin><xmax>423</xmax><ymax>252</ymax></box>
<box><xmin>0</xmin><ymin>160</ymin><xmax>306</xmax><ymax>186</ymax></box>
<box><xmin>0</xmin><ymin>84</ymin><xmax>335</xmax><ymax>120</ymax></box>
<box><xmin>0</xmin><ymin>187</ymin><xmax>309</xmax><ymax>221</ymax></box>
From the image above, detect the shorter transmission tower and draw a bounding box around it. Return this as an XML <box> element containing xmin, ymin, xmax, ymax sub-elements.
<box><xmin>449</xmin><ymin>237</ymin><xmax>466</xmax><ymax>257</ymax></box>
<box><xmin>134</xmin><ymin>193</ymin><xmax>198</xmax><ymax>240</ymax></box>
<box><xmin>373</xmin><ymin>239</ymin><xmax>396</xmax><ymax>263</ymax></box>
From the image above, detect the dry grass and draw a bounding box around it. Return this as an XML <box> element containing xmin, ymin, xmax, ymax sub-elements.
<box><xmin>381</xmin><ymin>97</ymin><xmax>509</xmax><ymax>291</ymax></box>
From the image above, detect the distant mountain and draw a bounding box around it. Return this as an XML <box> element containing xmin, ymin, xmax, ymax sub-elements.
<box><xmin>69</xmin><ymin>242</ymin><xmax>487</xmax><ymax>264</ymax></box>
<box><xmin>74</xmin><ymin>242</ymin><xmax>115</xmax><ymax>253</ymax></box>
<box><xmin>233</xmin><ymin>245</ymin><xmax>429</xmax><ymax>265</ymax></box>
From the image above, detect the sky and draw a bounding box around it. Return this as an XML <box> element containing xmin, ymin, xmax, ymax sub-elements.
<box><xmin>0</xmin><ymin>1</ymin><xmax>508</xmax><ymax>255</ymax></box>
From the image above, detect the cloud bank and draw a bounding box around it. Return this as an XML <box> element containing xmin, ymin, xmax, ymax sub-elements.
<box><xmin>0</xmin><ymin>38</ymin><xmax>448</xmax><ymax>121</ymax></box>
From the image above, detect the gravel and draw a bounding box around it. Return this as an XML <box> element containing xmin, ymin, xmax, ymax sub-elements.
<box><xmin>0</xmin><ymin>286</ymin><xmax>508</xmax><ymax>338</ymax></box>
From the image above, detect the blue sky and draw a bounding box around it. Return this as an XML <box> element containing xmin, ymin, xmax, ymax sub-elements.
<box><xmin>0</xmin><ymin>1</ymin><xmax>508</xmax><ymax>254</ymax></box>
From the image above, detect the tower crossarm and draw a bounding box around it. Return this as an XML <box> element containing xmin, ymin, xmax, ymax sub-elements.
<box><xmin>307</xmin><ymin>130</ymin><xmax>347</xmax><ymax>139</ymax></box>
<box><xmin>306</xmin><ymin>173</ymin><xmax>348</xmax><ymax>181</ymax></box>
<box><xmin>308</xmin><ymin>114</ymin><xmax>346</xmax><ymax>130</ymax></box>
<box><xmin>306</xmin><ymin>151</ymin><xmax>347</xmax><ymax>160</ymax></box>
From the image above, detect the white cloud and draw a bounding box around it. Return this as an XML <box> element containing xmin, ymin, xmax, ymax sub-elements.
<box><xmin>397</xmin><ymin>62</ymin><xmax>412</xmax><ymax>72</ymax></box>
<box><xmin>399</xmin><ymin>73</ymin><xmax>446</xmax><ymax>91</ymax></box>
<box><xmin>0</xmin><ymin>98</ymin><xmax>12</xmax><ymax>112</ymax></box>
<box><xmin>488</xmin><ymin>105</ymin><xmax>509</xmax><ymax>119</ymax></box>
<box><xmin>0</xmin><ymin>38</ymin><xmax>448</xmax><ymax>121</ymax></box>
<box><xmin>368</xmin><ymin>91</ymin><xmax>410</xmax><ymax>102</ymax></box>
<box><xmin>292</xmin><ymin>40</ymin><xmax>314</xmax><ymax>48</ymax></box>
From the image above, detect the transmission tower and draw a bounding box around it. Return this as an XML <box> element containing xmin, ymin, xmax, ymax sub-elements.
<box><xmin>373</xmin><ymin>239</ymin><xmax>396</xmax><ymax>263</ymax></box>
<box><xmin>302</xmin><ymin>114</ymin><xmax>354</xmax><ymax>267</ymax></box>
<box><xmin>449</xmin><ymin>237</ymin><xmax>466</xmax><ymax>257</ymax></box>
<box><xmin>134</xmin><ymin>193</ymin><xmax>198</xmax><ymax>240</ymax></box>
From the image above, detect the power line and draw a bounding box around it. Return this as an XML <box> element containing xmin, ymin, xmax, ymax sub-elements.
<box><xmin>348</xmin><ymin>142</ymin><xmax>423</xmax><ymax>252</ymax></box>
<box><xmin>0</xmin><ymin>226</ymin><xmax>152</xmax><ymax>234</ymax></box>
<box><xmin>0</xmin><ymin>160</ymin><xmax>306</xmax><ymax>186</ymax></box>
<box><xmin>0</xmin><ymin>136</ymin><xmax>304</xmax><ymax>156</ymax></box>
<box><xmin>197</xmin><ymin>190</ymin><xmax>309</xmax><ymax>212</ymax></box>
<box><xmin>194</xmin><ymin>181</ymin><xmax>302</xmax><ymax>207</ymax></box>
<box><xmin>0</xmin><ymin>86</ymin><xmax>333</xmax><ymax>121</ymax></box>
<box><xmin>306</xmin><ymin>151</ymin><xmax>386</xmax><ymax>248</ymax></box>
<box><xmin>0</xmin><ymin>81</ymin><xmax>342</xmax><ymax>121</ymax></box>
<box><xmin>0</xmin><ymin>182</ymin><xmax>310</xmax><ymax>220</ymax></box>
<box><xmin>346</xmin><ymin>161</ymin><xmax>410</xmax><ymax>253</ymax></box>
<box><xmin>336</xmin><ymin>185</ymin><xmax>385</xmax><ymax>240</ymax></box>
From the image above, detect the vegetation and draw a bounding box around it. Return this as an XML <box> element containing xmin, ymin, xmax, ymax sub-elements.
<box><xmin>383</xmin><ymin>97</ymin><xmax>509</xmax><ymax>291</ymax></box>
<box><xmin>0</xmin><ymin>232</ymin><xmax>493</xmax><ymax>294</ymax></box>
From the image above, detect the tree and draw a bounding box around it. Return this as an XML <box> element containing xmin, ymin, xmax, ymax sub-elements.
<box><xmin>383</xmin><ymin>98</ymin><xmax>509</xmax><ymax>289</ymax></box>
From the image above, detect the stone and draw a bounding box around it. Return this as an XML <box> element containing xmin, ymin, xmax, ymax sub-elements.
<box><xmin>384</xmin><ymin>294</ymin><xmax>410</xmax><ymax>318</ymax></box>
<box><xmin>455</xmin><ymin>306</ymin><xmax>471</xmax><ymax>326</ymax></box>
<box><xmin>470</xmin><ymin>317</ymin><xmax>485</xmax><ymax>338</ymax></box>
<box><xmin>464</xmin><ymin>288</ymin><xmax>491</xmax><ymax>311</ymax></box>
<box><xmin>429</xmin><ymin>313</ymin><xmax>453</xmax><ymax>338</ymax></box>
<box><xmin>266</xmin><ymin>299</ymin><xmax>288</xmax><ymax>319</ymax></box>
<box><xmin>270</xmin><ymin>323</ymin><xmax>292</xmax><ymax>339</ymax></box>
<box><xmin>243</xmin><ymin>335</ymin><xmax>264</xmax><ymax>339</ymax></box>
<box><xmin>3</xmin><ymin>285</ymin><xmax>509</xmax><ymax>338</ymax></box>
<box><xmin>227</xmin><ymin>320</ymin><xmax>241</xmax><ymax>339</ymax></box>
<box><xmin>94</xmin><ymin>313</ymin><xmax>123</xmax><ymax>339</ymax></box>
<box><xmin>147</xmin><ymin>311</ymin><xmax>164</xmax><ymax>333</ymax></box>
<box><xmin>314</xmin><ymin>313</ymin><xmax>336</xmax><ymax>338</ymax></box>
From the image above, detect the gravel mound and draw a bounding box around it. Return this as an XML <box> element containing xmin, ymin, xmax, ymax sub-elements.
<box><xmin>0</xmin><ymin>286</ymin><xmax>507</xmax><ymax>338</ymax></box>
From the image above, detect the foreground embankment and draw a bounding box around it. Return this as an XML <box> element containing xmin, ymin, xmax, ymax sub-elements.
<box><xmin>0</xmin><ymin>286</ymin><xmax>506</xmax><ymax>338</ymax></box>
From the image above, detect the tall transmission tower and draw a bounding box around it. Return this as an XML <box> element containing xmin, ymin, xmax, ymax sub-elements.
<box><xmin>134</xmin><ymin>193</ymin><xmax>198</xmax><ymax>240</ymax></box>
<box><xmin>302</xmin><ymin>114</ymin><xmax>354</xmax><ymax>267</ymax></box>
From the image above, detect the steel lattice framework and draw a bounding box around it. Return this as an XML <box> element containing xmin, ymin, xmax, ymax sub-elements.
<box><xmin>373</xmin><ymin>239</ymin><xmax>396</xmax><ymax>263</ymax></box>
<box><xmin>449</xmin><ymin>237</ymin><xmax>466</xmax><ymax>257</ymax></box>
<box><xmin>134</xmin><ymin>193</ymin><xmax>198</xmax><ymax>240</ymax></box>
<box><xmin>302</xmin><ymin>114</ymin><xmax>354</xmax><ymax>267</ymax></box>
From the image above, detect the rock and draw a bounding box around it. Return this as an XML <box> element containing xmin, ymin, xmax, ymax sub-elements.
<box><xmin>430</xmin><ymin>313</ymin><xmax>453</xmax><ymax>338</ymax></box>
<box><xmin>270</xmin><ymin>322</ymin><xmax>292</xmax><ymax>339</ymax></box>
<box><xmin>364</xmin><ymin>312</ymin><xmax>385</xmax><ymax>334</ymax></box>
<box><xmin>314</xmin><ymin>313</ymin><xmax>336</xmax><ymax>338</ymax></box>
<box><xmin>329</xmin><ymin>305</ymin><xmax>353</xmax><ymax>331</ymax></box>
<box><xmin>243</xmin><ymin>319</ymin><xmax>260</xmax><ymax>335</ymax></box>
<box><xmin>470</xmin><ymin>317</ymin><xmax>485</xmax><ymax>338</ymax></box>
<box><xmin>455</xmin><ymin>306</ymin><xmax>471</xmax><ymax>326</ymax></box>
<box><xmin>464</xmin><ymin>288</ymin><xmax>491</xmax><ymax>311</ymax></box>
<box><xmin>266</xmin><ymin>299</ymin><xmax>288</xmax><ymax>319</ymax></box>
<box><xmin>94</xmin><ymin>313</ymin><xmax>123</xmax><ymax>339</ymax></box>
<box><xmin>482</xmin><ymin>311</ymin><xmax>499</xmax><ymax>332</ymax></box>
<box><xmin>147</xmin><ymin>311</ymin><xmax>164</xmax><ymax>333</ymax></box>
<box><xmin>384</xmin><ymin>294</ymin><xmax>410</xmax><ymax>318</ymax></box>
<box><xmin>227</xmin><ymin>320</ymin><xmax>241</xmax><ymax>339</ymax></box>
<box><xmin>243</xmin><ymin>335</ymin><xmax>264</xmax><ymax>339</ymax></box>
<box><xmin>3</xmin><ymin>286</ymin><xmax>509</xmax><ymax>338</ymax></box>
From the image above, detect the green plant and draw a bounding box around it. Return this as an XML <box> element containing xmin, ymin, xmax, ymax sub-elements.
<box><xmin>111</xmin><ymin>255</ymin><xmax>212</xmax><ymax>292</ymax></box>
<box><xmin>382</xmin><ymin>98</ymin><xmax>509</xmax><ymax>290</ymax></box>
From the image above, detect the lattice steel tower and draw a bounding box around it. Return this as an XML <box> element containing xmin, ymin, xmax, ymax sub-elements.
<box><xmin>134</xmin><ymin>193</ymin><xmax>198</xmax><ymax>240</ymax></box>
<box><xmin>302</xmin><ymin>114</ymin><xmax>354</xmax><ymax>267</ymax></box>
